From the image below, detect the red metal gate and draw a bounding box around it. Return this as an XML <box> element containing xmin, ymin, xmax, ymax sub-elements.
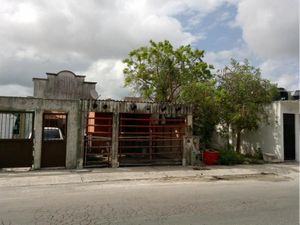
<box><xmin>41</xmin><ymin>113</ymin><xmax>67</xmax><ymax>168</ymax></box>
<box><xmin>0</xmin><ymin>111</ymin><xmax>34</xmax><ymax>168</ymax></box>
<box><xmin>84</xmin><ymin>112</ymin><xmax>112</xmax><ymax>167</ymax></box>
<box><xmin>118</xmin><ymin>113</ymin><xmax>185</xmax><ymax>165</ymax></box>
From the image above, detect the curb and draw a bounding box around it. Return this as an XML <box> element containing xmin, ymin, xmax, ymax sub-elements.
<box><xmin>0</xmin><ymin>171</ymin><xmax>286</xmax><ymax>188</ymax></box>
<box><xmin>0</xmin><ymin>164</ymin><xmax>298</xmax><ymax>188</ymax></box>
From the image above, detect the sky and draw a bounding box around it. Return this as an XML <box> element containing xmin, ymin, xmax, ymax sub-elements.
<box><xmin>0</xmin><ymin>0</ymin><xmax>299</xmax><ymax>99</ymax></box>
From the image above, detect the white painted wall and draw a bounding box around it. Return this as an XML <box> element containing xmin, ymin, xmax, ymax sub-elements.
<box><xmin>240</xmin><ymin>101</ymin><xmax>299</xmax><ymax>162</ymax></box>
<box><xmin>212</xmin><ymin>101</ymin><xmax>300</xmax><ymax>162</ymax></box>
<box><xmin>238</xmin><ymin>102</ymin><xmax>282</xmax><ymax>160</ymax></box>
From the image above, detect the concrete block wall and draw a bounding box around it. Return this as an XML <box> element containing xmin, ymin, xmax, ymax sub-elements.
<box><xmin>33</xmin><ymin>70</ymin><xmax>97</xmax><ymax>100</ymax></box>
<box><xmin>0</xmin><ymin>97</ymin><xmax>81</xmax><ymax>169</ymax></box>
<box><xmin>0</xmin><ymin>97</ymin><xmax>193</xmax><ymax>169</ymax></box>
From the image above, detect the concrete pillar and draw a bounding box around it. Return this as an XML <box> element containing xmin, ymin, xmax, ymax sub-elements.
<box><xmin>186</xmin><ymin>114</ymin><xmax>193</xmax><ymax>136</ymax></box>
<box><xmin>111</xmin><ymin>112</ymin><xmax>119</xmax><ymax>168</ymax></box>
<box><xmin>182</xmin><ymin>114</ymin><xmax>193</xmax><ymax>166</ymax></box>
<box><xmin>76</xmin><ymin>107</ymin><xmax>86</xmax><ymax>169</ymax></box>
<box><xmin>65</xmin><ymin>109</ymin><xmax>79</xmax><ymax>169</ymax></box>
<box><xmin>19</xmin><ymin>113</ymin><xmax>26</xmax><ymax>138</ymax></box>
<box><xmin>182</xmin><ymin>137</ymin><xmax>189</xmax><ymax>166</ymax></box>
<box><xmin>33</xmin><ymin>109</ymin><xmax>43</xmax><ymax>169</ymax></box>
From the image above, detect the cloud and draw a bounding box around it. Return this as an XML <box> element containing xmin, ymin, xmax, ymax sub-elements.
<box><xmin>0</xmin><ymin>0</ymin><xmax>205</xmax><ymax>97</ymax></box>
<box><xmin>83</xmin><ymin>59</ymin><xmax>130</xmax><ymax>100</ymax></box>
<box><xmin>0</xmin><ymin>0</ymin><xmax>195</xmax><ymax>60</ymax></box>
<box><xmin>204</xmin><ymin>46</ymin><xmax>252</xmax><ymax>70</ymax></box>
<box><xmin>0</xmin><ymin>0</ymin><xmax>234</xmax><ymax>97</ymax></box>
<box><xmin>205</xmin><ymin>46</ymin><xmax>299</xmax><ymax>92</ymax></box>
<box><xmin>224</xmin><ymin>0</ymin><xmax>300</xmax><ymax>91</ymax></box>
<box><xmin>0</xmin><ymin>84</ymin><xmax>31</xmax><ymax>97</ymax></box>
<box><xmin>7</xmin><ymin>0</ymin><xmax>296</xmax><ymax>98</ymax></box>
<box><xmin>235</xmin><ymin>0</ymin><xmax>299</xmax><ymax>59</ymax></box>
<box><xmin>141</xmin><ymin>0</ymin><xmax>237</xmax><ymax>17</ymax></box>
<box><xmin>260</xmin><ymin>59</ymin><xmax>299</xmax><ymax>91</ymax></box>
<box><xmin>0</xmin><ymin>49</ymin><xmax>90</xmax><ymax>87</ymax></box>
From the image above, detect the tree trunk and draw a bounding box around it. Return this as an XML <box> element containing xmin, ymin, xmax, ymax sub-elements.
<box><xmin>226</xmin><ymin>123</ymin><xmax>230</xmax><ymax>150</ymax></box>
<box><xmin>236</xmin><ymin>129</ymin><xmax>241</xmax><ymax>153</ymax></box>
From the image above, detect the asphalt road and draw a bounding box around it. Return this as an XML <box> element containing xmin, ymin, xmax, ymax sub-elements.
<box><xmin>0</xmin><ymin>174</ymin><xmax>299</xmax><ymax>225</ymax></box>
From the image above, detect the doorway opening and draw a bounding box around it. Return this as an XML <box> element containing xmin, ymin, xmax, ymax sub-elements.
<box><xmin>41</xmin><ymin>112</ymin><xmax>67</xmax><ymax>168</ymax></box>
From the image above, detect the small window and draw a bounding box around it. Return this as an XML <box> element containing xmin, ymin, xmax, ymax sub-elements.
<box><xmin>0</xmin><ymin>112</ymin><xmax>33</xmax><ymax>139</ymax></box>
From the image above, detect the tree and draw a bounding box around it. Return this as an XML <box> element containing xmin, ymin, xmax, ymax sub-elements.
<box><xmin>180</xmin><ymin>80</ymin><xmax>221</xmax><ymax>147</ymax></box>
<box><xmin>218</xmin><ymin>59</ymin><xmax>278</xmax><ymax>153</ymax></box>
<box><xmin>123</xmin><ymin>40</ymin><xmax>213</xmax><ymax>102</ymax></box>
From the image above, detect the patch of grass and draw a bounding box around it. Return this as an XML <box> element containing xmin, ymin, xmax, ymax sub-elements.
<box><xmin>217</xmin><ymin>149</ymin><xmax>245</xmax><ymax>165</ymax></box>
<box><xmin>243</xmin><ymin>156</ymin><xmax>264</xmax><ymax>164</ymax></box>
<box><xmin>244</xmin><ymin>148</ymin><xmax>264</xmax><ymax>164</ymax></box>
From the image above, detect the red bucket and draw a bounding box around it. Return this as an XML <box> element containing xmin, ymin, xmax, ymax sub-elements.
<box><xmin>203</xmin><ymin>150</ymin><xmax>219</xmax><ymax>165</ymax></box>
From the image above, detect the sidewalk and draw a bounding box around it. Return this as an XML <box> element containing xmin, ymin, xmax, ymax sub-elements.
<box><xmin>0</xmin><ymin>163</ymin><xmax>298</xmax><ymax>188</ymax></box>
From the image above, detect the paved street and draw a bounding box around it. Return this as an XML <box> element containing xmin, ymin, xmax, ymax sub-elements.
<box><xmin>0</xmin><ymin>166</ymin><xmax>299</xmax><ymax>225</ymax></box>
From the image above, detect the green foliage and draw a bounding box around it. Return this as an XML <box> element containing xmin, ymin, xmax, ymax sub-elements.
<box><xmin>218</xmin><ymin>149</ymin><xmax>245</xmax><ymax>165</ymax></box>
<box><xmin>218</xmin><ymin>59</ymin><xmax>278</xmax><ymax>152</ymax></box>
<box><xmin>123</xmin><ymin>43</ymin><xmax>277</xmax><ymax>151</ymax></box>
<box><xmin>244</xmin><ymin>147</ymin><xmax>263</xmax><ymax>160</ymax></box>
<box><xmin>243</xmin><ymin>147</ymin><xmax>264</xmax><ymax>164</ymax></box>
<box><xmin>180</xmin><ymin>80</ymin><xmax>221</xmax><ymax>147</ymax></box>
<box><xmin>123</xmin><ymin>40</ymin><xmax>213</xmax><ymax>102</ymax></box>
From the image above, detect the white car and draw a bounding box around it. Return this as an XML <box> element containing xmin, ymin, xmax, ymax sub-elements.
<box><xmin>43</xmin><ymin>127</ymin><xmax>64</xmax><ymax>140</ymax></box>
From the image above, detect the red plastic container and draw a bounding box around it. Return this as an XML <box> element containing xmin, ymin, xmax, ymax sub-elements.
<box><xmin>203</xmin><ymin>149</ymin><xmax>219</xmax><ymax>165</ymax></box>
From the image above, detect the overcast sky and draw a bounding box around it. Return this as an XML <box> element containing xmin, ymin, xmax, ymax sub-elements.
<box><xmin>0</xmin><ymin>0</ymin><xmax>298</xmax><ymax>99</ymax></box>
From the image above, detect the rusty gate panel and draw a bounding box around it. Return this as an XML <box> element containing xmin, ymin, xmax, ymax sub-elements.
<box><xmin>84</xmin><ymin>112</ymin><xmax>112</xmax><ymax>167</ymax></box>
<box><xmin>0</xmin><ymin>112</ymin><xmax>34</xmax><ymax>168</ymax></box>
<box><xmin>41</xmin><ymin>113</ymin><xmax>67</xmax><ymax>168</ymax></box>
<box><xmin>118</xmin><ymin>113</ymin><xmax>185</xmax><ymax>166</ymax></box>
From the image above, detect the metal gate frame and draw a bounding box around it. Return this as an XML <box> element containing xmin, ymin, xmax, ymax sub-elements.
<box><xmin>84</xmin><ymin>112</ymin><xmax>113</xmax><ymax>167</ymax></box>
<box><xmin>118</xmin><ymin>113</ymin><xmax>185</xmax><ymax>165</ymax></box>
<box><xmin>0</xmin><ymin>111</ymin><xmax>34</xmax><ymax>168</ymax></box>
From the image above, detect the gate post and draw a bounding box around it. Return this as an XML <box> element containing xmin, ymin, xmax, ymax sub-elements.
<box><xmin>33</xmin><ymin>109</ymin><xmax>43</xmax><ymax>169</ymax></box>
<box><xmin>77</xmin><ymin>105</ymin><xmax>86</xmax><ymax>169</ymax></box>
<box><xmin>111</xmin><ymin>112</ymin><xmax>119</xmax><ymax>168</ymax></box>
<box><xmin>183</xmin><ymin>114</ymin><xmax>193</xmax><ymax>166</ymax></box>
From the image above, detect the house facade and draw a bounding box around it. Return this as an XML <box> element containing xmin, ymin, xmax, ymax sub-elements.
<box><xmin>0</xmin><ymin>71</ymin><xmax>193</xmax><ymax>169</ymax></box>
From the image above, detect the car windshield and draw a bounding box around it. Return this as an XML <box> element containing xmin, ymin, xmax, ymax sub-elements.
<box><xmin>44</xmin><ymin>129</ymin><xmax>62</xmax><ymax>140</ymax></box>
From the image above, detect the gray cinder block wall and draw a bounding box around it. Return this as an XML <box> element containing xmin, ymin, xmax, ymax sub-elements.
<box><xmin>0</xmin><ymin>70</ymin><xmax>193</xmax><ymax>169</ymax></box>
